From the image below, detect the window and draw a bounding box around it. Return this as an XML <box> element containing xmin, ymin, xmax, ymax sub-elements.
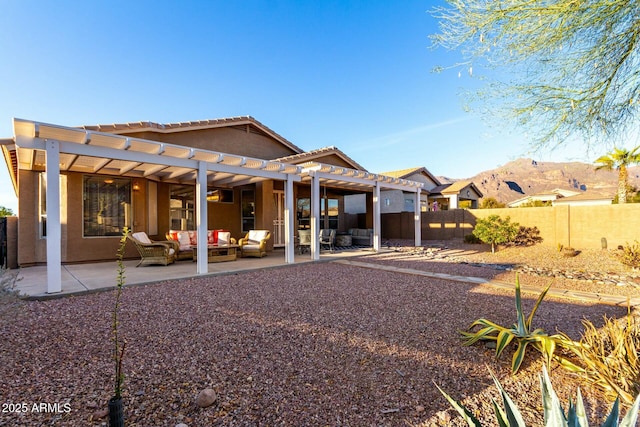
<box><xmin>83</xmin><ymin>176</ymin><xmax>132</xmax><ymax>237</ymax></box>
<box><xmin>170</xmin><ymin>185</ymin><xmax>194</xmax><ymax>230</ymax></box>
<box><xmin>207</xmin><ymin>188</ymin><xmax>234</xmax><ymax>203</ymax></box>
<box><xmin>39</xmin><ymin>173</ymin><xmax>47</xmax><ymax>238</ymax></box>
<box><xmin>322</xmin><ymin>198</ymin><xmax>339</xmax><ymax>229</ymax></box>
<box><xmin>296</xmin><ymin>198</ymin><xmax>310</xmax><ymax>229</ymax></box>
<box><xmin>404</xmin><ymin>198</ymin><xmax>414</xmax><ymax>212</ymax></box>
<box><xmin>241</xmin><ymin>189</ymin><xmax>255</xmax><ymax>232</ymax></box>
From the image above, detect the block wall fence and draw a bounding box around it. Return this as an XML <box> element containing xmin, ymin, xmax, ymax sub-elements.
<box><xmin>381</xmin><ymin>204</ymin><xmax>640</xmax><ymax>250</ymax></box>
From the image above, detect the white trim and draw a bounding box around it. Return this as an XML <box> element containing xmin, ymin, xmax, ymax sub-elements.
<box><xmin>45</xmin><ymin>140</ymin><xmax>61</xmax><ymax>293</ymax></box>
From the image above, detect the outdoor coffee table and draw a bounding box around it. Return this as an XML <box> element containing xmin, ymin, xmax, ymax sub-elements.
<box><xmin>192</xmin><ymin>244</ymin><xmax>239</xmax><ymax>263</ymax></box>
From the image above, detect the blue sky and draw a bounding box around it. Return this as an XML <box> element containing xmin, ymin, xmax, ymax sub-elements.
<box><xmin>0</xmin><ymin>1</ymin><xmax>612</xmax><ymax>213</ymax></box>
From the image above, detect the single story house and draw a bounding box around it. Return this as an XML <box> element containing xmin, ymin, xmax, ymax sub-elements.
<box><xmin>1</xmin><ymin>117</ymin><xmax>423</xmax><ymax>293</ymax></box>
<box><xmin>551</xmin><ymin>192</ymin><xmax>613</xmax><ymax>206</ymax></box>
<box><xmin>508</xmin><ymin>188</ymin><xmax>582</xmax><ymax>207</ymax></box>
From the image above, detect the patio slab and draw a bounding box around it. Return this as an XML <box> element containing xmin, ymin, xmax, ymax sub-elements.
<box><xmin>12</xmin><ymin>247</ymin><xmax>378</xmax><ymax>299</ymax></box>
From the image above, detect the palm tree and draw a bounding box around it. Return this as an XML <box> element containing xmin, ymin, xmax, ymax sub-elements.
<box><xmin>594</xmin><ymin>146</ymin><xmax>640</xmax><ymax>204</ymax></box>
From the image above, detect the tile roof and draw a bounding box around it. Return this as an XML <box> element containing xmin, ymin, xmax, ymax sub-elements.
<box><xmin>79</xmin><ymin>116</ymin><xmax>304</xmax><ymax>154</ymax></box>
<box><xmin>379</xmin><ymin>166</ymin><xmax>441</xmax><ymax>185</ymax></box>
<box><xmin>275</xmin><ymin>146</ymin><xmax>367</xmax><ymax>171</ymax></box>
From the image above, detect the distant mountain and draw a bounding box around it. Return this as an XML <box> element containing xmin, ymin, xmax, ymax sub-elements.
<box><xmin>452</xmin><ymin>158</ymin><xmax>640</xmax><ymax>203</ymax></box>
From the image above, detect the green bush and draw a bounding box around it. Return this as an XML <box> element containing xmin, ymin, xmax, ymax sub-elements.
<box><xmin>464</xmin><ymin>233</ymin><xmax>482</xmax><ymax>244</ymax></box>
<box><xmin>472</xmin><ymin>215</ymin><xmax>520</xmax><ymax>253</ymax></box>
<box><xmin>508</xmin><ymin>225</ymin><xmax>543</xmax><ymax>247</ymax></box>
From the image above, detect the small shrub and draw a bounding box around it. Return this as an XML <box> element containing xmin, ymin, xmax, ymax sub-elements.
<box><xmin>464</xmin><ymin>233</ymin><xmax>482</xmax><ymax>244</ymax></box>
<box><xmin>565</xmin><ymin>307</ymin><xmax>640</xmax><ymax>406</ymax></box>
<box><xmin>472</xmin><ymin>215</ymin><xmax>520</xmax><ymax>253</ymax></box>
<box><xmin>619</xmin><ymin>241</ymin><xmax>640</xmax><ymax>269</ymax></box>
<box><xmin>508</xmin><ymin>225</ymin><xmax>543</xmax><ymax>247</ymax></box>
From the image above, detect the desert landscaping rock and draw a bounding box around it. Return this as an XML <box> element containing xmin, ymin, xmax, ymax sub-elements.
<box><xmin>195</xmin><ymin>388</ymin><xmax>217</xmax><ymax>408</ymax></box>
<box><xmin>0</xmin><ymin>241</ymin><xmax>635</xmax><ymax>426</ymax></box>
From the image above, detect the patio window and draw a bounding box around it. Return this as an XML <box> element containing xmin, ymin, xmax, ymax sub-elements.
<box><xmin>321</xmin><ymin>198</ymin><xmax>339</xmax><ymax>229</ymax></box>
<box><xmin>39</xmin><ymin>173</ymin><xmax>47</xmax><ymax>238</ymax></box>
<box><xmin>297</xmin><ymin>198</ymin><xmax>310</xmax><ymax>230</ymax></box>
<box><xmin>83</xmin><ymin>176</ymin><xmax>132</xmax><ymax>237</ymax></box>
<box><xmin>170</xmin><ymin>185</ymin><xmax>195</xmax><ymax>230</ymax></box>
<box><xmin>241</xmin><ymin>189</ymin><xmax>255</xmax><ymax>232</ymax></box>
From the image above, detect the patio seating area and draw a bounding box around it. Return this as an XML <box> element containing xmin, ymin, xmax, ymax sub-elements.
<box><xmin>14</xmin><ymin>246</ymin><xmax>378</xmax><ymax>299</ymax></box>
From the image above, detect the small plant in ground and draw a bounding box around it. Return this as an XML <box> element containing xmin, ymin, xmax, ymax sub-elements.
<box><xmin>460</xmin><ymin>274</ymin><xmax>578</xmax><ymax>373</ymax></box>
<box><xmin>618</xmin><ymin>241</ymin><xmax>640</xmax><ymax>269</ymax></box>
<box><xmin>563</xmin><ymin>306</ymin><xmax>640</xmax><ymax>406</ymax></box>
<box><xmin>507</xmin><ymin>225</ymin><xmax>543</xmax><ymax>247</ymax></box>
<box><xmin>436</xmin><ymin>365</ymin><xmax>640</xmax><ymax>427</ymax></box>
<box><xmin>472</xmin><ymin>215</ymin><xmax>519</xmax><ymax>253</ymax></box>
<box><xmin>109</xmin><ymin>227</ymin><xmax>129</xmax><ymax>427</ymax></box>
<box><xmin>464</xmin><ymin>233</ymin><xmax>482</xmax><ymax>244</ymax></box>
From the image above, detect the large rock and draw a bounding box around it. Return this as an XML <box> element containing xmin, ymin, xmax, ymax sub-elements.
<box><xmin>195</xmin><ymin>388</ymin><xmax>217</xmax><ymax>408</ymax></box>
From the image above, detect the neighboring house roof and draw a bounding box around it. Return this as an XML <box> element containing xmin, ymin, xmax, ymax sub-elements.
<box><xmin>276</xmin><ymin>146</ymin><xmax>367</xmax><ymax>171</ymax></box>
<box><xmin>508</xmin><ymin>187</ymin><xmax>583</xmax><ymax>207</ymax></box>
<box><xmin>379</xmin><ymin>166</ymin><xmax>441</xmax><ymax>184</ymax></box>
<box><xmin>430</xmin><ymin>180</ymin><xmax>484</xmax><ymax>198</ymax></box>
<box><xmin>80</xmin><ymin>116</ymin><xmax>304</xmax><ymax>155</ymax></box>
<box><xmin>552</xmin><ymin>192</ymin><xmax>613</xmax><ymax>206</ymax></box>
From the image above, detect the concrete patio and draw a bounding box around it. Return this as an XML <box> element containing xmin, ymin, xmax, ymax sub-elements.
<box><xmin>12</xmin><ymin>247</ymin><xmax>378</xmax><ymax>299</ymax></box>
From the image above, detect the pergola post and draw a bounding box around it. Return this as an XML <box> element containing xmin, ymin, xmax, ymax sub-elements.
<box><xmin>373</xmin><ymin>182</ymin><xmax>381</xmax><ymax>252</ymax></box>
<box><xmin>284</xmin><ymin>175</ymin><xmax>295</xmax><ymax>264</ymax></box>
<box><xmin>310</xmin><ymin>172</ymin><xmax>320</xmax><ymax>260</ymax></box>
<box><xmin>45</xmin><ymin>139</ymin><xmax>62</xmax><ymax>293</ymax></box>
<box><xmin>196</xmin><ymin>162</ymin><xmax>208</xmax><ymax>274</ymax></box>
<box><xmin>414</xmin><ymin>189</ymin><xmax>421</xmax><ymax>247</ymax></box>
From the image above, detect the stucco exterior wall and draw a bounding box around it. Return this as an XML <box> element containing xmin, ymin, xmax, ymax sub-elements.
<box><xmin>412</xmin><ymin>205</ymin><xmax>640</xmax><ymax>249</ymax></box>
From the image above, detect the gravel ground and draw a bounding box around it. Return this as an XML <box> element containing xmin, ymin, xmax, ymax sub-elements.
<box><xmin>0</xmin><ymin>242</ymin><xmax>637</xmax><ymax>427</ymax></box>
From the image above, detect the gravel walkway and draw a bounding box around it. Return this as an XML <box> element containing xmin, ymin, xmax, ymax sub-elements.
<box><xmin>0</xmin><ymin>242</ymin><xmax>636</xmax><ymax>426</ymax></box>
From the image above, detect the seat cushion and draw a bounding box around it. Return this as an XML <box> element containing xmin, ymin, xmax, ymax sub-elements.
<box><xmin>247</xmin><ymin>230</ymin><xmax>268</xmax><ymax>244</ymax></box>
<box><xmin>217</xmin><ymin>232</ymin><xmax>231</xmax><ymax>245</ymax></box>
<box><xmin>177</xmin><ymin>231</ymin><xmax>191</xmax><ymax>251</ymax></box>
<box><xmin>242</xmin><ymin>244</ymin><xmax>261</xmax><ymax>252</ymax></box>
<box><xmin>132</xmin><ymin>232</ymin><xmax>152</xmax><ymax>244</ymax></box>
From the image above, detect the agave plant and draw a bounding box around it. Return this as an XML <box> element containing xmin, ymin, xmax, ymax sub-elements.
<box><xmin>460</xmin><ymin>274</ymin><xmax>578</xmax><ymax>373</ymax></box>
<box><xmin>436</xmin><ymin>365</ymin><xmax>640</xmax><ymax>427</ymax></box>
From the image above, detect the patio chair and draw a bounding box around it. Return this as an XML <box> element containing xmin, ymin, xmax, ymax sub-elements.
<box><xmin>238</xmin><ymin>230</ymin><xmax>271</xmax><ymax>258</ymax></box>
<box><xmin>319</xmin><ymin>229</ymin><xmax>336</xmax><ymax>253</ymax></box>
<box><xmin>128</xmin><ymin>231</ymin><xmax>178</xmax><ymax>267</ymax></box>
<box><xmin>297</xmin><ymin>229</ymin><xmax>311</xmax><ymax>254</ymax></box>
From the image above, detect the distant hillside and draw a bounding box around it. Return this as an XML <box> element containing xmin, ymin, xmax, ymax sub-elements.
<box><xmin>451</xmin><ymin>158</ymin><xmax>640</xmax><ymax>204</ymax></box>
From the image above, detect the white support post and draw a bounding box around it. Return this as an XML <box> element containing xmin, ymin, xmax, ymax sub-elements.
<box><xmin>373</xmin><ymin>182</ymin><xmax>381</xmax><ymax>252</ymax></box>
<box><xmin>310</xmin><ymin>172</ymin><xmax>320</xmax><ymax>260</ymax></box>
<box><xmin>196</xmin><ymin>162</ymin><xmax>208</xmax><ymax>274</ymax></box>
<box><xmin>284</xmin><ymin>175</ymin><xmax>295</xmax><ymax>264</ymax></box>
<box><xmin>45</xmin><ymin>139</ymin><xmax>62</xmax><ymax>293</ymax></box>
<box><xmin>414</xmin><ymin>189</ymin><xmax>421</xmax><ymax>247</ymax></box>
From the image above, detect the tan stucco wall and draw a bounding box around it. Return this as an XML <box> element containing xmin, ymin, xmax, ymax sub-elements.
<box><xmin>412</xmin><ymin>204</ymin><xmax>640</xmax><ymax>249</ymax></box>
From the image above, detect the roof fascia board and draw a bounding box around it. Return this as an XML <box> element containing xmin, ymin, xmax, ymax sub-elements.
<box><xmin>310</xmin><ymin>170</ymin><xmax>422</xmax><ymax>191</ymax></box>
<box><xmin>15</xmin><ymin>135</ymin><xmax>301</xmax><ymax>182</ymax></box>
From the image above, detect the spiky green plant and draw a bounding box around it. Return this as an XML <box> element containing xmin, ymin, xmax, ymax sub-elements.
<box><xmin>461</xmin><ymin>274</ymin><xmax>578</xmax><ymax>373</ymax></box>
<box><xmin>436</xmin><ymin>366</ymin><xmax>640</xmax><ymax>427</ymax></box>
